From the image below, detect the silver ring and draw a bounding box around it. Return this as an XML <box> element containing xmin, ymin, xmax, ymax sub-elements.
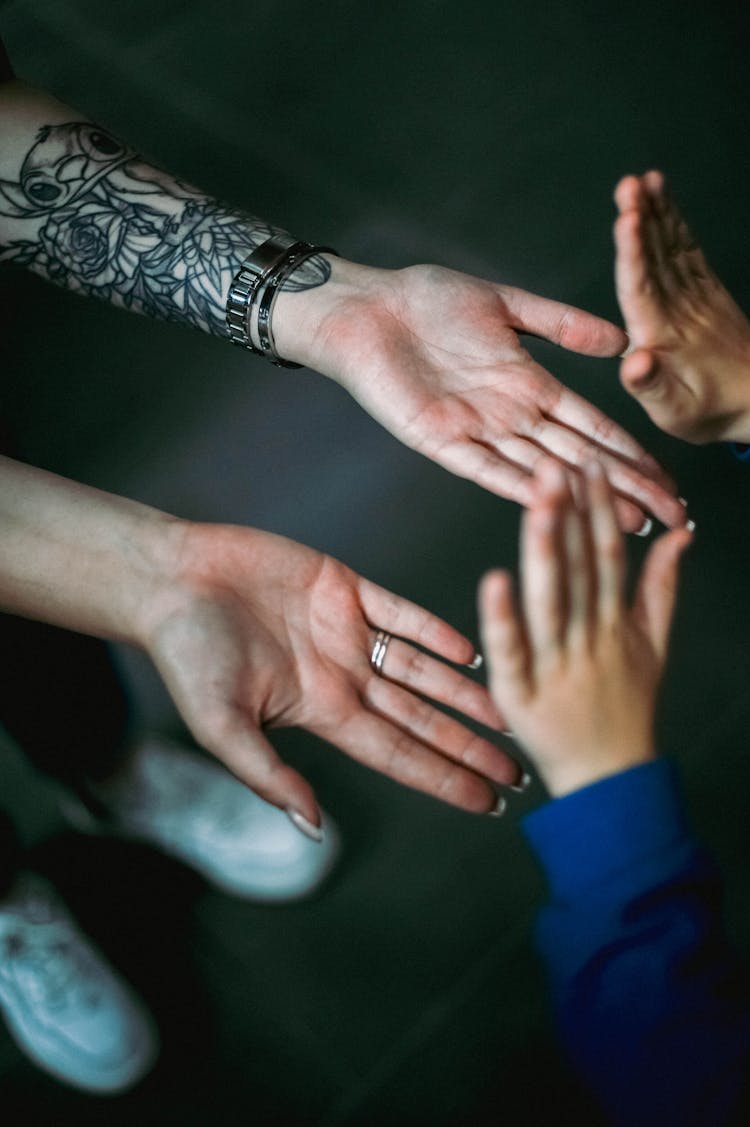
<box><xmin>370</xmin><ymin>630</ymin><xmax>391</xmax><ymax>675</ymax></box>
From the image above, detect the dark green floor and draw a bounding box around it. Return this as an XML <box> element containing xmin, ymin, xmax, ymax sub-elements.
<box><xmin>1</xmin><ymin>1</ymin><xmax>749</xmax><ymax>1122</ymax></box>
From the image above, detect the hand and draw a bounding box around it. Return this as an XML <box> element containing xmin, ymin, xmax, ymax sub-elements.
<box><xmin>275</xmin><ymin>259</ymin><xmax>686</xmax><ymax>531</ymax></box>
<box><xmin>479</xmin><ymin>458</ymin><xmax>692</xmax><ymax>797</ymax></box>
<box><xmin>614</xmin><ymin>171</ymin><xmax>750</xmax><ymax>444</ymax></box>
<box><xmin>140</xmin><ymin>522</ymin><xmax>521</xmax><ymax>827</ymax></box>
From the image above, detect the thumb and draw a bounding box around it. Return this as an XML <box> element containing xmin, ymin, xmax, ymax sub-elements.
<box><xmin>499</xmin><ymin>285</ymin><xmax>628</xmax><ymax>357</ymax></box>
<box><xmin>620</xmin><ymin>347</ymin><xmax>665</xmax><ymax>396</ymax></box>
<box><xmin>620</xmin><ymin>348</ymin><xmax>694</xmax><ymax>439</ymax></box>
<box><xmin>195</xmin><ymin>708</ymin><xmax>323</xmax><ymax>837</ymax></box>
<box><xmin>632</xmin><ymin>525</ymin><xmax>693</xmax><ymax>661</ymax></box>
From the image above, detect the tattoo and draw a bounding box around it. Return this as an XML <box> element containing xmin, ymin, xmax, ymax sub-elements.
<box><xmin>0</xmin><ymin>122</ymin><xmax>331</xmax><ymax>338</ymax></box>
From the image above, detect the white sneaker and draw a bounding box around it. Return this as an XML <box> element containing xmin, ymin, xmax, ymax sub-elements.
<box><xmin>64</xmin><ymin>739</ymin><xmax>339</xmax><ymax>902</ymax></box>
<box><xmin>0</xmin><ymin>872</ymin><xmax>158</xmax><ymax>1094</ymax></box>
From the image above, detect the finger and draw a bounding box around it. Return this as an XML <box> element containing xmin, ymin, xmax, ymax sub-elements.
<box><xmin>620</xmin><ymin>347</ymin><xmax>659</xmax><ymax>394</ymax></box>
<box><xmin>614</xmin><ymin>207</ymin><xmax>665</xmax><ymax>341</ymax></box>
<box><xmin>193</xmin><ymin>707</ymin><xmax>322</xmax><ymax>829</ymax></box>
<box><xmin>645</xmin><ymin>173</ymin><xmax>691</xmax><ymax>297</ymax></box>
<box><xmin>478</xmin><ymin>423</ymin><xmax>664</xmax><ymax>533</ymax></box>
<box><xmin>561</xmin><ymin>472</ymin><xmax>592</xmax><ymax>648</ymax></box>
<box><xmin>330</xmin><ymin>708</ymin><xmax>510</xmax><ymax>813</ymax></box>
<box><xmin>653</xmin><ymin>177</ymin><xmax>713</xmax><ymax>300</ymax></box>
<box><xmin>430</xmin><ymin>436</ymin><xmax>536</xmax><ymax>506</ymax></box>
<box><xmin>475</xmin><ymin>430</ymin><xmax>637</xmax><ymax>534</ymax></box>
<box><xmin>521</xmin><ymin>459</ymin><xmax>567</xmax><ymax>655</ymax></box>
<box><xmin>620</xmin><ymin>349</ymin><xmax>697</xmax><ymax>441</ymax></box>
<box><xmin>614</xmin><ymin>495</ymin><xmax>656</xmax><ymax>535</ymax></box>
<box><xmin>584</xmin><ymin>460</ymin><xmax>625</xmax><ymax>619</ymax></box>
<box><xmin>498</xmin><ymin>286</ymin><xmax>628</xmax><ymax>357</ymax></box>
<box><xmin>364</xmin><ymin>675</ymin><xmax>519</xmax><ymax>788</ymax></box>
<box><xmin>370</xmin><ymin>632</ymin><xmax>505</xmax><ymax>730</ymax></box>
<box><xmin>545</xmin><ymin>375</ymin><xmax>673</xmax><ymax>490</ymax></box>
<box><xmin>514</xmin><ymin>410</ymin><xmax>684</xmax><ymax>529</ymax></box>
<box><xmin>632</xmin><ymin>525</ymin><xmax>693</xmax><ymax>661</ymax></box>
<box><xmin>614</xmin><ymin>173</ymin><xmax>642</xmax><ymax>215</ymax></box>
<box><xmin>479</xmin><ymin>569</ymin><xmax>531</xmax><ymax>705</ymax></box>
<box><xmin>359</xmin><ymin>580</ymin><xmax>480</xmax><ymax>667</ymax></box>
<box><xmin>640</xmin><ymin>172</ymin><xmax>674</xmax><ymax>308</ymax></box>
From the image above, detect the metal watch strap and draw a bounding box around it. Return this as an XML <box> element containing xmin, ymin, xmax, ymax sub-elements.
<box><xmin>225</xmin><ymin>234</ymin><xmax>298</xmax><ymax>353</ymax></box>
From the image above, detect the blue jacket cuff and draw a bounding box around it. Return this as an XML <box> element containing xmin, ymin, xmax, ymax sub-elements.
<box><xmin>521</xmin><ymin>760</ymin><xmax>692</xmax><ymax>899</ymax></box>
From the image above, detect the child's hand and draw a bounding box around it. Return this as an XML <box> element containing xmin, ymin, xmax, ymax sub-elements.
<box><xmin>479</xmin><ymin>458</ymin><xmax>692</xmax><ymax>797</ymax></box>
<box><xmin>614</xmin><ymin>171</ymin><xmax>750</xmax><ymax>444</ymax></box>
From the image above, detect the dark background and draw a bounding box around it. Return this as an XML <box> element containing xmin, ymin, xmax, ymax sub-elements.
<box><xmin>1</xmin><ymin>1</ymin><xmax>749</xmax><ymax>1122</ymax></box>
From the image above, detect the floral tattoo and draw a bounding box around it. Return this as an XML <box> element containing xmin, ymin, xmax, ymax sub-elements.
<box><xmin>0</xmin><ymin>122</ymin><xmax>331</xmax><ymax>337</ymax></box>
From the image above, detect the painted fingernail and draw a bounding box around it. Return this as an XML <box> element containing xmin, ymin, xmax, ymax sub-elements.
<box><xmin>678</xmin><ymin>497</ymin><xmax>688</xmax><ymax>507</ymax></box>
<box><xmin>286</xmin><ymin>807</ymin><xmax>324</xmax><ymax>843</ymax></box>
<box><xmin>634</xmin><ymin>516</ymin><xmax>653</xmax><ymax>537</ymax></box>
<box><xmin>488</xmin><ymin>795</ymin><xmax>507</xmax><ymax>818</ymax></box>
<box><xmin>685</xmin><ymin>518</ymin><xmax>696</xmax><ymax>533</ymax></box>
<box><xmin>509</xmin><ymin>771</ymin><xmax>532</xmax><ymax>794</ymax></box>
<box><xmin>466</xmin><ymin>652</ymin><xmax>483</xmax><ymax>670</ymax></box>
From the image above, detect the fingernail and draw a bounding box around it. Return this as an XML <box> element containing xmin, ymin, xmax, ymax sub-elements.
<box><xmin>488</xmin><ymin>795</ymin><xmax>507</xmax><ymax>818</ymax></box>
<box><xmin>509</xmin><ymin>771</ymin><xmax>532</xmax><ymax>794</ymax></box>
<box><xmin>634</xmin><ymin>516</ymin><xmax>653</xmax><ymax>537</ymax></box>
<box><xmin>685</xmin><ymin>518</ymin><xmax>696</xmax><ymax>533</ymax></box>
<box><xmin>466</xmin><ymin>652</ymin><xmax>483</xmax><ymax>670</ymax></box>
<box><xmin>678</xmin><ymin>497</ymin><xmax>688</xmax><ymax>507</ymax></box>
<box><xmin>584</xmin><ymin>459</ymin><xmax>604</xmax><ymax>479</ymax></box>
<box><xmin>502</xmin><ymin>729</ymin><xmax>515</xmax><ymax>738</ymax></box>
<box><xmin>286</xmin><ymin>807</ymin><xmax>324</xmax><ymax>843</ymax></box>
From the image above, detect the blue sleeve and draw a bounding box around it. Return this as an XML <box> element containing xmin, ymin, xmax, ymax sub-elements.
<box><xmin>522</xmin><ymin>760</ymin><xmax>750</xmax><ymax>1126</ymax></box>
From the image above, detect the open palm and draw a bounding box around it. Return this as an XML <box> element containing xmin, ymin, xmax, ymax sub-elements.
<box><xmin>143</xmin><ymin>521</ymin><xmax>519</xmax><ymax>826</ymax></box>
<box><xmin>301</xmin><ymin>262</ymin><xmax>685</xmax><ymax>530</ymax></box>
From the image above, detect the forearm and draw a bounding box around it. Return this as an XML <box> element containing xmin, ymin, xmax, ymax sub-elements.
<box><xmin>0</xmin><ymin>77</ymin><xmax>343</xmax><ymax>347</ymax></box>
<box><xmin>0</xmin><ymin>454</ymin><xmax>182</xmax><ymax>643</ymax></box>
<box><xmin>523</xmin><ymin>761</ymin><xmax>750</xmax><ymax>1126</ymax></box>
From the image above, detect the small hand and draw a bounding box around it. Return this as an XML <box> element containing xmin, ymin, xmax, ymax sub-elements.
<box><xmin>614</xmin><ymin>171</ymin><xmax>750</xmax><ymax>444</ymax></box>
<box><xmin>279</xmin><ymin>260</ymin><xmax>685</xmax><ymax>530</ymax></box>
<box><xmin>479</xmin><ymin>458</ymin><xmax>692</xmax><ymax>797</ymax></box>
<box><xmin>142</xmin><ymin>523</ymin><xmax>520</xmax><ymax>826</ymax></box>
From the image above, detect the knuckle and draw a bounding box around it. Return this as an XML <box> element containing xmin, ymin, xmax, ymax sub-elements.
<box><xmin>399</xmin><ymin>644</ymin><xmax>427</xmax><ymax>683</ymax></box>
<box><xmin>553</xmin><ymin>306</ymin><xmax>576</xmax><ymax>344</ymax></box>
<box><xmin>381</xmin><ymin>729</ymin><xmax>414</xmax><ymax>778</ymax></box>
<box><xmin>457</xmin><ymin>732</ymin><xmax>492</xmax><ymax>772</ymax></box>
<box><xmin>433</xmin><ymin>761</ymin><xmax>476</xmax><ymax>807</ymax></box>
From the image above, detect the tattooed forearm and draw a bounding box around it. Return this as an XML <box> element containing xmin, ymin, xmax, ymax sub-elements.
<box><xmin>0</xmin><ymin>121</ymin><xmax>331</xmax><ymax>338</ymax></box>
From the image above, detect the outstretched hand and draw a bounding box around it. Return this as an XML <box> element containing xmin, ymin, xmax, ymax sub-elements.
<box><xmin>479</xmin><ymin>458</ymin><xmax>692</xmax><ymax>797</ymax></box>
<box><xmin>142</xmin><ymin>522</ymin><xmax>521</xmax><ymax>827</ymax></box>
<box><xmin>614</xmin><ymin>171</ymin><xmax>750</xmax><ymax>444</ymax></box>
<box><xmin>278</xmin><ymin>261</ymin><xmax>686</xmax><ymax>531</ymax></box>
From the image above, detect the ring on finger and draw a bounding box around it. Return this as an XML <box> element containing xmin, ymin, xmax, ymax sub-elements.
<box><xmin>370</xmin><ymin>629</ymin><xmax>392</xmax><ymax>676</ymax></box>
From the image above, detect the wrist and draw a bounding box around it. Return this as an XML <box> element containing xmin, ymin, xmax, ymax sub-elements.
<box><xmin>706</xmin><ymin>339</ymin><xmax>750</xmax><ymax>444</ymax></box>
<box><xmin>270</xmin><ymin>255</ymin><xmax>389</xmax><ymax>374</ymax></box>
<box><xmin>538</xmin><ymin>745</ymin><xmax>656</xmax><ymax>798</ymax></box>
<box><xmin>127</xmin><ymin>510</ymin><xmax>192</xmax><ymax>649</ymax></box>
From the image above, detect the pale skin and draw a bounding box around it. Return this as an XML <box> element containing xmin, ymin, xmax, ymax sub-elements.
<box><xmin>614</xmin><ymin>170</ymin><xmax>750</xmax><ymax>444</ymax></box>
<box><xmin>479</xmin><ymin>458</ymin><xmax>692</xmax><ymax>798</ymax></box>
<box><xmin>0</xmin><ymin>456</ymin><xmax>521</xmax><ymax>828</ymax></box>
<box><xmin>0</xmin><ymin>76</ymin><xmax>687</xmax><ymax>532</ymax></box>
